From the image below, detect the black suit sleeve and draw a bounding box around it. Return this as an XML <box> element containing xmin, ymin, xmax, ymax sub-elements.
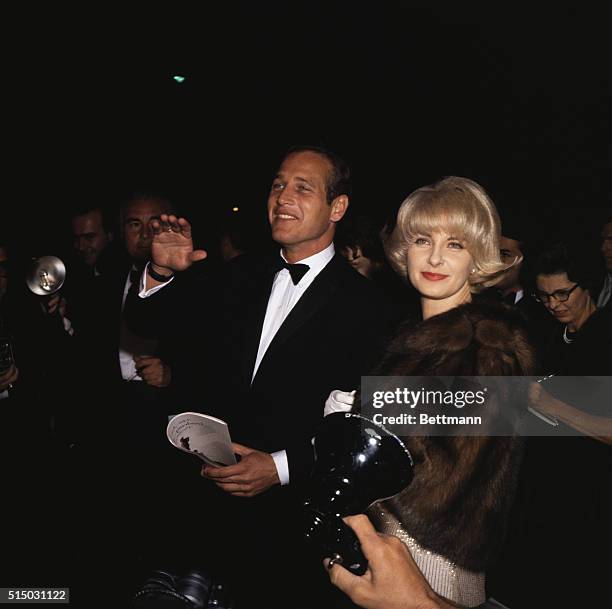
<box><xmin>123</xmin><ymin>267</ymin><xmax>223</xmax><ymax>407</ymax></box>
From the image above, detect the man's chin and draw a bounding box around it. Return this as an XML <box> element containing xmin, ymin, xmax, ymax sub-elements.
<box><xmin>271</xmin><ymin>228</ymin><xmax>298</xmax><ymax>246</ymax></box>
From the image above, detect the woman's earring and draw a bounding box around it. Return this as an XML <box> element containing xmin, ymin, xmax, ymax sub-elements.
<box><xmin>471</xmin><ymin>268</ymin><xmax>476</xmax><ymax>274</ymax></box>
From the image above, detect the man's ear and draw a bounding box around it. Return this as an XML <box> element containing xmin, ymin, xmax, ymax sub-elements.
<box><xmin>330</xmin><ymin>195</ymin><xmax>349</xmax><ymax>223</ymax></box>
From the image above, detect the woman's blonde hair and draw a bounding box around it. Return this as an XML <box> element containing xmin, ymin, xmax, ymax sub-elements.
<box><xmin>385</xmin><ymin>176</ymin><xmax>516</xmax><ymax>292</ymax></box>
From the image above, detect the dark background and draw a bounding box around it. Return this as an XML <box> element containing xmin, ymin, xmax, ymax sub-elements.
<box><xmin>5</xmin><ymin>2</ymin><xmax>611</xmax><ymax>257</ymax></box>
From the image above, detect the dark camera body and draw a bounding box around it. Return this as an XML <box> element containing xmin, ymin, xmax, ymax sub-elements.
<box><xmin>133</xmin><ymin>568</ymin><xmax>235</xmax><ymax>609</ymax></box>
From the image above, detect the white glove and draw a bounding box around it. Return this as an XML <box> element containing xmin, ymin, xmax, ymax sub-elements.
<box><xmin>324</xmin><ymin>389</ymin><xmax>356</xmax><ymax>417</ymax></box>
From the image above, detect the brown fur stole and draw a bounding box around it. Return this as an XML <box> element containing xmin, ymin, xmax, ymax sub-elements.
<box><xmin>362</xmin><ymin>301</ymin><xmax>536</xmax><ymax>571</ymax></box>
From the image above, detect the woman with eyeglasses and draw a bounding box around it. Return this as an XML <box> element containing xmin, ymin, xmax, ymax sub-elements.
<box><xmin>525</xmin><ymin>241</ymin><xmax>612</xmax><ymax>443</ymax></box>
<box><xmin>531</xmin><ymin>241</ymin><xmax>611</xmax><ymax>375</ymax></box>
<box><xmin>511</xmin><ymin>244</ymin><xmax>612</xmax><ymax>608</ymax></box>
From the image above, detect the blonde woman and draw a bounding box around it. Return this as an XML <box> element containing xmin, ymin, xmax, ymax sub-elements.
<box><xmin>326</xmin><ymin>177</ymin><xmax>535</xmax><ymax>608</ymax></box>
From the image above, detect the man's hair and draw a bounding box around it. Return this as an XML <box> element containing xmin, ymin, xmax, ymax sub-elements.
<box><xmin>385</xmin><ymin>176</ymin><xmax>511</xmax><ymax>292</ymax></box>
<box><xmin>119</xmin><ymin>190</ymin><xmax>176</xmax><ymax>224</ymax></box>
<box><xmin>529</xmin><ymin>241</ymin><xmax>601</xmax><ymax>295</ymax></box>
<box><xmin>499</xmin><ymin>216</ymin><xmax>527</xmax><ymax>250</ymax></box>
<box><xmin>70</xmin><ymin>204</ymin><xmax>115</xmax><ymax>235</ymax></box>
<box><xmin>283</xmin><ymin>145</ymin><xmax>351</xmax><ymax>203</ymax></box>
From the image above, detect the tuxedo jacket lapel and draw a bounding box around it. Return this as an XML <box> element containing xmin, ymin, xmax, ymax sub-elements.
<box><xmin>242</xmin><ymin>270</ymin><xmax>277</xmax><ymax>385</ymax></box>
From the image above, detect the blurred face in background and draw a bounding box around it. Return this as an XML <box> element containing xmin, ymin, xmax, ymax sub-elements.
<box><xmin>122</xmin><ymin>198</ymin><xmax>166</xmax><ymax>265</ymax></box>
<box><xmin>71</xmin><ymin>209</ymin><xmax>111</xmax><ymax>267</ymax></box>
<box><xmin>342</xmin><ymin>245</ymin><xmax>376</xmax><ymax>279</ymax></box>
<box><xmin>496</xmin><ymin>236</ymin><xmax>523</xmax><ymax>292</ymax></box>
<box><xmin>602</xmin><ymin>222</ymin><xmax>612</xmax><ymax>272</ymax></box>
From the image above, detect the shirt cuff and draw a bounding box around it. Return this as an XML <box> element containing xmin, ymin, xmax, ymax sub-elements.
<box><xmin>139</xmin><ymin>262</ymin><xmax>175</xmax><ymax>298</ymax></box>
<box><xmin>271</xmin><ymin>450</ymin><xmax>290</xmax><ymax>486</ymax></box>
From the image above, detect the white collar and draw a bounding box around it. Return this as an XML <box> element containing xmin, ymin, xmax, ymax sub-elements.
<box><xmin>279</xmin><ymin>242</ymin><xmax>335</xmax><ymax>279</ymax></box>
<box><xmin>515</xmin><ymin>289</ymin><xmax>524</xmax><ymax>304</ymax></box>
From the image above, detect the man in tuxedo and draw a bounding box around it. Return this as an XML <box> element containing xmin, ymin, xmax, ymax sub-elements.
<box><xmin>130</xmin><ymin>146</ymin><xmax>392</xmax><ymax>607</ymax></box>
<box><xmin>139</xmin><ymin>146</ymin><xmax>390</xmax><ymax>492</ymax></box>
<box><xmin>72</xmin><ymin>193</ymin><xmax>182</xmax><ymax>600</ymax></box>
<box><xmin>78</xmin><ymin>193</ymin><xmax>176</xmax><ymax>400</ymax></box>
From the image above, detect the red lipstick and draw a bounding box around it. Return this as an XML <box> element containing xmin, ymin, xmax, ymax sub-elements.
<box><xmin>422</xmin><ymin>272</ymin><xmax>448</xmax><ymax>281</ymax></box>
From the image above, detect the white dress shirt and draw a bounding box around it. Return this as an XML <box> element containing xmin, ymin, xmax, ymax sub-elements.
<box><xmin>256</xmin><ymin>243</ymin><xmax>335</xmax><ymax>486</ymax></box>
<box><xmin>513</xmin><ymin>289</ymin><xmax>524</xmax><ymax>305</ymax></box>
<box><xmin>253</xmin><ymin>243</ymin><xmax>335</xmax><ymax>380</ymax></box>
<box><xmin>120</xmin><ymin>268</ymin><xmax>159</xmax><ymax>380</ymax></box>
<box><xmin>139</xmin><ymin>262</ymin><xmax>175</xmax><ymax>298</ymax></box>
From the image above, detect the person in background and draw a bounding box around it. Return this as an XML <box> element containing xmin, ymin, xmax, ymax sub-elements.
<box><xmin>0</xmin><ymin>236</ymin><xmax>75</xmax><ymax>588</ymax></box>
<box><xmin>62</xmin><ymin>204</ymin><xmax>117</xmax><ymax>331</ymax></box>
<box><xmin>597</xmin><ymin>216</ymin><xmax>612</xmax><ymax>308</ymax></box>
<box><xmin>337</xmin><ymin>213</ymin><xmax>419</xmax><ymax>324</ymax></box>
<box><xmin>337</xmin><ymin>214</ymin><xmax>387</xmax><ymax>279</ymax></box>
<box><xmin>525</xmin><ymin>239</ymin><xmax>612</xmax><ymax>436</ymax></box>
<box><xmin>479</xmin><ymin>223</ymin><xmax>554</xmax><ymax>355</ymax></box>
<box><xmin>495</xmin><ymin>233</ymin><xmax>524</xmax><ymax>304</ymax></box>
<box><xmin>501</xmin><ymin>240</ymin><xmax>612</xmax><ymax>607</ymax></box>
<box><xmin>531</xmin><ymin>240</ymin><xmax>611</xmax><ymax>376</ymax></box>
<box><xmin>70</xmin><ymin>205</ymin><xmax>114</xmax><ymax>275</ymax></box>
<box><xmin>72</xmin><ymin>191</ymin><xmax>180</xmax><ymax>601</ymax></box>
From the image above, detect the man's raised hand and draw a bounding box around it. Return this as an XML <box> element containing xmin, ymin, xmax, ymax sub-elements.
<box><xmin>150</xmin><ymin>214</ymin><xmax>207</xmax><ymax>273</ymax></box>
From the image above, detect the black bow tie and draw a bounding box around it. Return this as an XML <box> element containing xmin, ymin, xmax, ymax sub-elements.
<box><xmin>271</xmin><ymin>258</ymin><xmax>310</xmax><ymax>285</ymax></box>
